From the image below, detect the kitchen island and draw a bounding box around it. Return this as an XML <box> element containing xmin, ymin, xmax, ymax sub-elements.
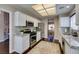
<box><xmin>62</xmin><ymin>35</ymin><xmax>79</xmax><ymax>54</ymax></box>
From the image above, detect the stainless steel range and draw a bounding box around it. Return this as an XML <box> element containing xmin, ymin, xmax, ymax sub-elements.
<box><xmin>20</xmin><ymin>29</ymin><xmax>37</xmax><ymax>47</ymax></box>
<box><xmin>30</xmin><ymin>32</ymin><xmax>36</xmax><ymax>47</ymax></box>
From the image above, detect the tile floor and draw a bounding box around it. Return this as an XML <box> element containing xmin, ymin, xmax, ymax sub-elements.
<box><xmin>28</xmin><ymin>41</ymin><xmax>61</xmax><ymax>54</ymax></box>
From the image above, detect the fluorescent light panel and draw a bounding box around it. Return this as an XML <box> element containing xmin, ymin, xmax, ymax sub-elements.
<box><xmin>32</xmin><ymin>4</ymin><xmax>56</xmax><ymax>16</ymax></box>
<box><xmin>40</xmin><ymin>12</ymin><xmax>48</xmax><ymax>16</ymax></box>
<box><xmin>46</xmin><ymin>8</ymin><xmax>56</xmax><ymax>15</ymax></box>
<box><xmin>38</xmin><ymin>10</ymin><xmax>48</xmax><ymax>16</ymax></box>
<box><xmin>32</xmin><ymin>4</ymin><xmax>44</xmax><ymax>11</ymax></box>
<box><xmin>43</xmin><ymin>4</ymin><xmax>56</xmax><ymax>8</ymax></box>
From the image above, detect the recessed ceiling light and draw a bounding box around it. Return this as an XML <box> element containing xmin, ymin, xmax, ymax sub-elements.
<box><xmin>59</xmin><ymin>7</ymin><xmax>64</xmax><ymax>9</ymax></box>
<box><xmin>66</xmin><ymin>6</ymin><xmax>70</xmax><ymax>8</ymax></box>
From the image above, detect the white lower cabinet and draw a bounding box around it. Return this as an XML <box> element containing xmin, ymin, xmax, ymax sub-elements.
<box><xmin>36</xmin><ymin>31</ymin><xmax>41</xmax><ymax>42</ymax></box>
<box><xmin>64</xmin><ymin>41</ymin><xmax>79</xmax><ymax>54</ymax></box>
<box><xmin>64</xmin><ymin>42</ymin><xmax>70</xmax><ymax>54</ymax></box>
<box><xmin>14</xmin><ymin>34</ymin><xmax>30</xmax><ymax>53</ymax></box>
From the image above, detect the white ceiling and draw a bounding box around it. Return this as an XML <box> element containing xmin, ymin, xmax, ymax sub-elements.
<box><xmin>56</xmin><ymin>4</ymin><xmax>75</xmax><ymax>15</ymax></box>
<box><xmin>10</xmin><ymin>4</ymin><xmax>75</xmax><ymax>20</ymax></box>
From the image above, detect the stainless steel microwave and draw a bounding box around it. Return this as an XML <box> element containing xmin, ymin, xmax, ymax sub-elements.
<box><xmin>26</xmin><ymin>21</ymin><xmax>34</xmax><ymax>27</ymax></box>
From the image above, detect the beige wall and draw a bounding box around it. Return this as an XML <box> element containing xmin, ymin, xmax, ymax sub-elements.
<box><xmin>54</xmin><ymin>16</ymin><xmax>62</xmax><ymax>46</ymax></box>
<box><xmin>42</xmin><ymin>19</ymin><xmax>48</xmax><ymax>38</ymax></box>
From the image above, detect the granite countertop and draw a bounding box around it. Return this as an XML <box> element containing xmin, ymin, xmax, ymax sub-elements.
<box><xmin>62</xmin><ymin>35</ymin><xmax>79</xmax><ymax>49</ymax></box>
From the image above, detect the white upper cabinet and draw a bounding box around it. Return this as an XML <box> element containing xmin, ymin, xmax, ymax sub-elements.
<box><xmin>34</xmin><ymin>22</ymin><xmax>38</xmax><ymax>27</ymax></box>
<box><xmin>14</xmin><ymin>11</ymin><xmax>41</xmax><ymax>27</ymax></box>
<box><xmin>34</xmin><ymin>19</ymin><xmax>38</xmax><ymax>27</ymax></box>
<box><xmin>33</xmin><ymin>18</ymin><xmax>41</xmax><ymax>27</ymax></box>
<box><xmin>26</xmin><ymin>15</ymin><xmax>33</xmax><ymax>22</ymax></box>
<box><xmin>14</xmin><ymin>11</ymin><xmax>27</xmax><ymax>26</ymax></box>
<box><xmin>70</xmin><ymin>14</ymin><xmax>78</xmax><ymax>30</ymax></box>
<box><xmin>27</xmin><ymin>15</ymin><xmax>39</xmax><ymax>27</ymax></box>
<box><xmin>75</xmin><ymin>4</ymin><xmax>79</xmax><ymax>25</ymax></box>
<box><xmin>59</xmin><ymin>17</ymin><xmax>70</xmax><ymax>27</ymax></box>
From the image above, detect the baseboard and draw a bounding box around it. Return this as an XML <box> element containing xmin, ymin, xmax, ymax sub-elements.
<box><xmin>0</xmin><ymin>39</ymin><xmax>7</xmax><ymax>43</ymax></box>
<box><xmin>11</xmin><ymin>51</ymin><xmax>19</xmax><ymax>54</ymax></box>
<box><xmin>11</xmin><ymin>39</ymin><xmax>42</xmax><ymax>54</ymax></box>
<box><xmin>42</xmin><ymin>38</ymin><xmax>48</xmax><ymax>41</ymax></box>
<box><xmin>9</xmin><ymin>50</ymin><xmax>15</xmax><ymax>54</ymax></box>
<box><xmin>57</xmin><ymin>42</ymin><xmax>64</xmax><ymax>54</ymax></box>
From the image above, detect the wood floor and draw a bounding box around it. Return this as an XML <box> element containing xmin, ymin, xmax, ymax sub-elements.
<box><xmin>0</xmin><ymin>39</ymin><xmax>9</xmax><ymax>54</ymax></box>
<box><xmin>27</xmin><ymin>41</ymin><xmax>61</xmax><ymax>54</ymax></box>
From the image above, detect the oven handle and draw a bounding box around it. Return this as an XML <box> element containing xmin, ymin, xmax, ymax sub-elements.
<box><xmin>30</xmin><ymin>35</ymin><xmax>36</xmax><ymax>37</ymax></box>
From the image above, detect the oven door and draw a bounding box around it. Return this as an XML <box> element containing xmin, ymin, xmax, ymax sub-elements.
<box><xmin>30</xmin><ymin>35</ymin><xmax>36</xmax><ymax>47</ymax></box>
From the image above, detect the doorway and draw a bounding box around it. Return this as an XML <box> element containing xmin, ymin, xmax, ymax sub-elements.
<box><xmin>48</xmin><ymin>19</ymin><xmax>54</xmax><ymax>42</ymax></box>
<box><xmin>0</xmin><ymin>11</ymin><xmax>9</xmax><ymax>54</ymax></box>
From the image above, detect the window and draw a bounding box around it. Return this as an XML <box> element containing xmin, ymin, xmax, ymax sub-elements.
<box><xmin>70</xmin><ymin>14</ymin><xmax>78</xmax><ymax>30</ymax></box>
<box><xmin>48</xmin><ymin>24</ymin><xmax>54</xmax><ymax>31</ymax></box>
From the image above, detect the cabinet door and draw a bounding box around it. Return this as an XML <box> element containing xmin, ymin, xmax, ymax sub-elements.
<box><xmin>75</xmin><ymin>4</ymin><xmax>79</xmax><ymax>12</ymax></box>
<box><xmin>75</xmin><ymin>4</ymin><xmax>79</xmax><ymax>25</ymax></box>
<box><xmin>76</xmin><ymin>13</ymin><xmax>79</xmax><ymax>25</ymax></box>
<box><xmin>70</xmin><ymin>14</ymin><xmax>78</xmax><ymax>30</ymax></box>
<box><xmin>27</xmin><ymin>15</ymin><xmax>32</xmax><ymax>22</ymax></box>
<box><xmin>23</xmin><ymin>35</ymin><xmax>30</xmax><ymax>51</ymax></box>
<box><xmin>76</xmin><ymin>5</ymin><xmax>79</xmax><ymax>25</ymax></box>
<box><xmin>37</xmin><ymin>32</ymin><xmax>41</xmax><ymax>41</ymax></box>
<box><xmin>14</xmin><ymin>35</ymin><xmax>30</xmax><ymax>53</ymax></box>
<box><xmin>14</xmin><ymin>36</ymin><xmax>23</xmax><ymax>53</ymax></box>
<box><xmin>19</xmin><ymin>12</ymin><xmax>26</xmax><ymax>26</ymax></box>
<box><xmin>34</xmin><ymin>22</ymin><xmax>38</xmax><ymax>27</ymax></box>
<box><xmin>14</xmin><ymin>11</ymin><xmax>26</xmax><ymax>26</ymax></box>
<box><xmin>70</xmin><ymin>48</ymin><xmax>79</xmax><ymax>54</ymax></box>
<box><xmin>64</xmin><ymin>42</ymin><xmax>71</xmax><ymax>54</ymax></box>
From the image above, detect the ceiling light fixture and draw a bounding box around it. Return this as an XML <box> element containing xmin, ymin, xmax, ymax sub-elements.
<box><xmin>37</xmin><ymin>10</ymin><xmax>48</xmax><ymax>16</ymax></box>
<box><xmin>43</xmin><ymin>4</ymin><xmax>55</xmax><ymax>8</ymax></box>
<box><xmin>32</xmin><ymin>4</ymin><xmax>56</xmax><ymax>16</ymax></box>
<box><xmin>66</xmin><ymin>6</ymin><xmax>70</xmax><ymax>8</ymax></box>
<box><xmin>32</xmin><ymin>4</ymin><xmax>44</xmax><ymax>11</ymax></box>
<box><xmin>46</xmin><ymin>8</ymin><xmax>56</xmax><ymax>15</ymax></box>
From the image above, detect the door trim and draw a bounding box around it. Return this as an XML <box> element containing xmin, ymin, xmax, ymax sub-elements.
<box><xmin>0</xmin><ymin>8</ymin><xmax>13</xmax><ymax>53</ymax></box>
